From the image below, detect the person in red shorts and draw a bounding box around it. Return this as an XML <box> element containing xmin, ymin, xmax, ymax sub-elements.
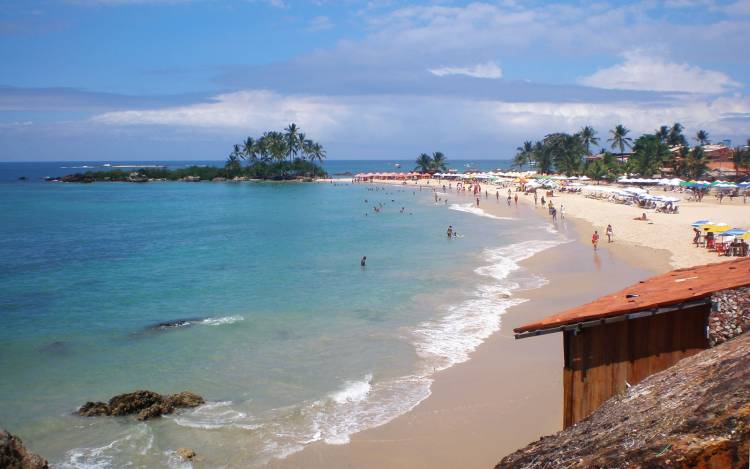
<box><xmin>592</xmin><ymin>230</ymin><xmax>600</xmax><ymax>251</ymax></box>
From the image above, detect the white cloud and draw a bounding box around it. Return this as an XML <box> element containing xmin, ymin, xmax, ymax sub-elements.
<box><xmin>579</xmin><ymin>50</ymin><xmax>741</xmax><ymax>94</ymax></box>
<box><xmin>90</xmin><ymin>89</ymin><xmax>750</xmax><ymax>151</ymax></box>
<box><xmin>307</xmin><ymin>15</ymin><xmax>333</xmax><ymax>32</ymax></box>
<box><xmin>428</xmin><ymin>61</ymin><xmax>503</xmax><ymax>79</ymax></box>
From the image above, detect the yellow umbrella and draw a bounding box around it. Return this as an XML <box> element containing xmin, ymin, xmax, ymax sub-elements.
<box><xmin>741</xmin><ymin>232</ymin><xmax>750</xmax><ymax>240</ymax></box>
<box><xmin>703</xmin><ymin>225</ymin><xmax>731</xmax><ymax>233</ymax></box>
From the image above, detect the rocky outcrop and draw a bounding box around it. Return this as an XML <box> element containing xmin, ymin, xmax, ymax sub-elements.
<box><xmin>0</xmin><ymin>429</ymin><xmax>48</xmax><ymax>469</ymax></box>
<box><xmin>176</xmin><ymin>447</ymin><xmax>197</xmax><ymax>461</ymax></box>
<box><xmin>496</xmin><ymin>332</ymin><xmax>750</xmax><ymax>468</ymax></box>
<box><xmin>76</xmin><ymin>390</ymin><xmax>205</xmax><ymax>421</ymax></box>
<box><xmin>709</xmin><ymin>286</ymin><xmax>750</xmax><ymax>346</ymax></box>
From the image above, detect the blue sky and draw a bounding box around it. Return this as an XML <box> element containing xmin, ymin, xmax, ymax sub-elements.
<box><xmin>1</xmin><ymin>0</ymin><xmax>749</xmax><ymax>160</ymax></box>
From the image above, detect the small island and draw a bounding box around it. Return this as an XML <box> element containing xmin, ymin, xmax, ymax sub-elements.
<box><xmin>46</xmin><ymin>123</ymin><xmax>327</xmax><ymax>183</ymax></box>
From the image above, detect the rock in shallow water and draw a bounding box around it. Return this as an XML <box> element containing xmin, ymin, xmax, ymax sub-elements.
<box><xmin>75</xmin><ymin>390</ymin><xmax>205</xmax><ymax>420</ymax></box>
<box><xmin>0</xmin><ymin>428</ymin><xmax>49</xmax><ymax>469</ymax></box>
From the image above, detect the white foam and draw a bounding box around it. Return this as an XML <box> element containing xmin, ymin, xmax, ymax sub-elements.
<box><xmin>448</xmin><ymin>203</ymin><xmax>513</xmax><ymax>220</ymax></box>
<box><xmin>330</xmin><ymin>374</ymin><xmax>372</xmax><ymax>404</ymax></box>
<box><xmin>172</xmin><ymin>400</ymin><xmax>258</xmax><ymax>430</ymax></box>
<box><xmin>60</xmin><ymin>424</ymin><xmax>154</xmax><ymax>469</ymax></box>
<box><xmin>413</xmin><ymin>238</ymin><xmax>566</xmax><ymax>372</ymax></box>
<box><xmin>200</xmin><ymin>315</ymin><xmax>244</xmax><ymax>326</ymax></box>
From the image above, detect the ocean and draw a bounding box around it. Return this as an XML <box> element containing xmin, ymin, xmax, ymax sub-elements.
<box><xmin>0</xmin><ymin>161</ymin><xmax>564</xmax><ymax>468</ymax></box>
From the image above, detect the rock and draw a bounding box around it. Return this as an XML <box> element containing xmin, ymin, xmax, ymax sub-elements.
<box><xmin>76</xmin><ymin>401</ymin><xmax>110</xmax><ymax>417</ymax></box>
<box><xmin>0</xmin><ymin>428</ymin><xmax>49</xmax><ymax>469</ymax></box>
<box><xmin>108</xmin><ymin>390</ymin><xmax>163</xmax><ymax>416</ymax></box>
<box><xmin>167</xmin><ymin>391</ymin><xmax>205</xmax><ymax>408</ymax></box>
<box><xmin>496</xmin><ymin>332</ymin><xmax>750</xmax><ymax>468</ymax></box>
<box><xmin>76</xmin><ymin>390</ymin><xmax>205</xmax><ymax>420</ymax></box>
<box><xmin>176</xmin><ymin>448</ymin><xmax>196</xmax><ymax>461</ymax></box>
<box><xmin>136</xmin><ymin>403</ymin><xmax>173</xmax><ymax>421</ymax></box>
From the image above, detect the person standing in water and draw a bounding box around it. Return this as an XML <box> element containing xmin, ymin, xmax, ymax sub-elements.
<box><xmin>606</xmin><ymin>224</ymin><xmax>614</xmax><ymax>243</ymax></box>
<box><xmin>447</xmin><ymin>225</ymin><xmax>453</xmax><ymax>239</ymax></box>
<box><xmin>592</xmin><ymin>231</ymin><xmax>599</xmax><ymax>251</ymax></box>
<box><xmin>361</xmin><ymin>256</ymin><xmax>367</xmax><ymax>268</ymax></box>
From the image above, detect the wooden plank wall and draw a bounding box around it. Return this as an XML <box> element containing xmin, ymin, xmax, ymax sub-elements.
<box><xmin>562</xmin><ymin>305</ymin><xmax>710</xmax><ymax>428</ymax></box>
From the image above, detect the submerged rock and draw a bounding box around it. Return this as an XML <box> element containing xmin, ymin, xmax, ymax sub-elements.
<box><xmin>176</xmin><ymin>447</ymin><xmax>197</xmax><ymax>461</ymax></box>
<box><xmin>76</xmin><ymin>390</ymin><xmax>205</xmax><ymax>421</ymax></box>
<box><xmin>0</xmin><ymin>429</ymin><xmax>49</xmax><ymax>469</ymax></box>
<box><xmin>496</xmin><ymin>332</ymin><xmax>750</xmax><ymax>468</ymax></box>
<box><xmin>149</xmin><ymin>318</ymin><xmax>202</xmax><ymax>331</ymax></box>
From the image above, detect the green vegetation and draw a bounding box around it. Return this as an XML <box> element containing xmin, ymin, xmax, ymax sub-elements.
<box><xmin>55</xmin><ymin>123</ymin><xmax>328</xmax><ymax>183</ymax></box>
<box><xmin>414</xmin><ymin>152</ymin><xmax>448</xmax><ymax>173</ymax></box>
<box><xmin>513</xmin><ymin>122</ymin><xmax>749</xmax><ymax>180</ymax></box>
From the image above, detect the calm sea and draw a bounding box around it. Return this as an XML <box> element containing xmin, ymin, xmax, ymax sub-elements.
<box><xmin>0</xmin><ymin>161</ymin><xmax>561</xmax><ymax>468</ymax></box>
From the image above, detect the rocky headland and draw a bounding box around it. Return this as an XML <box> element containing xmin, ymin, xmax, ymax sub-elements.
<box><xmin>0</xmin><ymin>429</ymin><xmax>48</xmax><ymax>469</ymax></box>
<box><xmin>496</xmin><ymin>332</ymin><xmax>750</xmax><ymax>468</ymax></box>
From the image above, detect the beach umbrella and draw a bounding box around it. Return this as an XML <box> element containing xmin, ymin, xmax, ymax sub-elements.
<box><xmin>703</xmin><ymin>224</ymin><xmax>731</xmax><ymax>233</ymax></box>
<box><xmin>722</xmin><ymin>228</ymin><xmax>748</xmax><ymax>236</ymax></box>
<box><xmin>741</xmin><ymin>232</ymin><xmax>750</xmax><ymax>240</ymax></box>
<box><xmin>691</xmin><ymin>219</ymin><xmax>712</xmax><ymax>227</ymax></box>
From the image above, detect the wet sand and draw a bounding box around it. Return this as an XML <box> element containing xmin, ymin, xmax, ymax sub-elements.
<box><xmin>268</xmin><ymin>186</ymin><xmax>671</xmax><ymax>468</ymax></box>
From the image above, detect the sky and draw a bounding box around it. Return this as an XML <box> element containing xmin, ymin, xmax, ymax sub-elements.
<box><xmin>1</xmin><ymin>0</ymin><xmax>749</xmax><ymax>161</ymax></box>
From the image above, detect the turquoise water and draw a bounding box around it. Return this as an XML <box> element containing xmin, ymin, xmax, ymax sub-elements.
<box><xmin>0</xmin><ymin>174</ymin><xmax>561</xmax><ymax>467</ymax></box>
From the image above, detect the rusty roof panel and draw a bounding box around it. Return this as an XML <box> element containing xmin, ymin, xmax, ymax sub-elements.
<box><xmin>514</xmin><ymin>258</ymin><xmax>750</xmax><ymax>334</ymax></box>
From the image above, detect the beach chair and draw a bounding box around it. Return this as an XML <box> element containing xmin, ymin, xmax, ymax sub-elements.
<box><xmin>716</xmin><ymin>243</ymin><xmax>725</xmax><ymax>256</ymax></box>
<box><xmin>706</xmin><ymin>238</ymin><xmax>715</xmax><ymax>250</ymax></box>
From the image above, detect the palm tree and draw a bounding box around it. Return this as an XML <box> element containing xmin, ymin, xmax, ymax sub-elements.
<box><xmin>308</xmin><ymin>142</ymin><xmax>327</xmax><ymax>176</ymax></box>
<box><xmin>431</xmin><ymin>152</ymin><xmax>448</xmax><ymax>172</ymax></box>
<box><xmin>414</xmin><ymin>153</ymin><xmax>433</xmax><ymax>173</ymax></box>
<box><xmin>533</xmin><ymin>141</ymin><xmax>553</xmax><ymax>174</ymax></box>
<box><xmin>267</xmin><ymin>131</ymin><xmax>288</xmax><ymax>164</ymax></box>
<box><xmin>284</xmin><ymin>123</ymin><xmax>300</xmax><ymax>163</ymax></box>
<box><xmin>686</xmin><ymin>146</ymin><xmax>708</xmax><ymax>180</ymax></box>
<box><xmin>695</xmin><ymin>130</ymin><xmax>710</xmax><ymax>146</ymax></box>
<box><xmin>655</xmin><ymin>125</ymin><xmax>669</xmax><ymax>144</ymax></box>
<box><xmin>668</xmin><ymin>122</ymin><xmax>687</xmax><ymax>147</ymax></box>
<box><xmin>225</xmin><ymin>149</ymin><xmax>242</xmax><ymax>176</ymax></box>
<box><xmin>514</xmin><ymin>141</ymin><xmax>533</xmax><ymax>169</ymax></box>
<box><xmin>242</xmin><ymin>137</ymin><xmax>257</xmax><ymax>163</ymax></box>
<box><xmin>579</xmin><ymin>126</ymin><xmax>599</xmax><ymax>154</ymax></box>
<box><xmin>608</xmin><ymin>124</ymin><xmax>633</xmax><ymax>155</ymax></box>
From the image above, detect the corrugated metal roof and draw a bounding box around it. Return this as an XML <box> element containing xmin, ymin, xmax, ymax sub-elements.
<box><xmin>514</xmin><ymin>258</ymin><xmax>750</xmax><ymax>334</ymax></box>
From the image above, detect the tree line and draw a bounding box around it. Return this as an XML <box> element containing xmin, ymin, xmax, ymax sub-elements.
<box><xmin>224</xmin><ymin>123</ymin><xmax>327</xmax><ymax>179</ymax></box>
<box><xmin>414</xmin><ymin>152</ymin><xmax>448</xmax><ymax>173</ymax></box>
<box><xmin>513</xmin><ymin>123</ymin><xmax>750</xmax><ymax>181</ymax></box>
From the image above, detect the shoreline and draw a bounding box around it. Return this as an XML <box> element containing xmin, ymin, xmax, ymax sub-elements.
<box><xmin>269</xmin><ymin>181</ymin><xmax>672</xmax><ymax>468</ymax></box>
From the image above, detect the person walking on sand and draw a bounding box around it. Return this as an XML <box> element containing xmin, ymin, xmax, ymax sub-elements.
<box><xmin>592</xmin><ymin>231</ymin><xmax>599</xmax><ymax>251</ymax></box>
<box><xmin>514</xmin><ymin>194</ymin><xmax>518</xmax><ymax>206</ymax></box>
<box><xmin>534</xmin><ymin>192</ymin><xmax>538</xmax><ymax>205</ymax></box>
<box><xmin>496</xmin><ymin>190</ymin><xmax>499</xmax><ymax>202</ymax></box>
<box><xmin>507</xmin><ymin>194</ymin><xmax>512</xmax><ymax>206</ymax></box>
<box><xmin>606</xmin><ymin>224</ymin><xmax>614</xmax><ymax>243</ymax></box>
<box><xmin>560</xmin><ymin>204</ymin><xmax>565</xmax><ymax>219</ymax></box>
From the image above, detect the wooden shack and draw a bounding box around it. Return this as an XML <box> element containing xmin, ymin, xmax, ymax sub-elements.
<box><xmin>514</xmin><ymin>258</ymin><xmax>750</xmax><ymax>428</ymax></box>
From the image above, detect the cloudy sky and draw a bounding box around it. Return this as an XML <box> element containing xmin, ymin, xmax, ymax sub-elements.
<box><xmin>1</xmin><ymin>0</ymin><xmax>749</xmax><ymax>161</ymax></box>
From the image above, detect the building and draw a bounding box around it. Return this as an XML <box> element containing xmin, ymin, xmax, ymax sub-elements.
<box><xmin>514</xmin><ymin>258</ymin><xmax>750</xmax><ymax>428</ymax></box>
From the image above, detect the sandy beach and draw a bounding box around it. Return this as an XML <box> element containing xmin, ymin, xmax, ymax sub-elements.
<box><xmin>268</xmin><ymin>180</ymin><xmax>693</xmax><ymax>468</ymax></box>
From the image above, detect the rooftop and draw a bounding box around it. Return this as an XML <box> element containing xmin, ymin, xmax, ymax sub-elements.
<box><xmin>514</xmin><ymin>258</ymin><xmax>750</xmax><ymax>336</ymax></box>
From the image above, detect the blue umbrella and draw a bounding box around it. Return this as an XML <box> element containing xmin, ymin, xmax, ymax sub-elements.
<box><xmin>691</xmin><ymin>219</ymin><xmax>711</xmax><ymax>227</ymax></box>
<box><xmin>722</xmin><ymin>228</ymin><xmax>748</xmax><ymax>236</ymax></box>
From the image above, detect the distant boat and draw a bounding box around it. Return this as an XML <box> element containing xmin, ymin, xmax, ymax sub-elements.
<box><xmin>102</xmin><ymin>163</ymin><xmax>111</xmax><ymax>167</ymax></box>
<box><xmin>394</xmin><ymin>163</ymin><xmax>401</xmax><ymax>168</ymax></box>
